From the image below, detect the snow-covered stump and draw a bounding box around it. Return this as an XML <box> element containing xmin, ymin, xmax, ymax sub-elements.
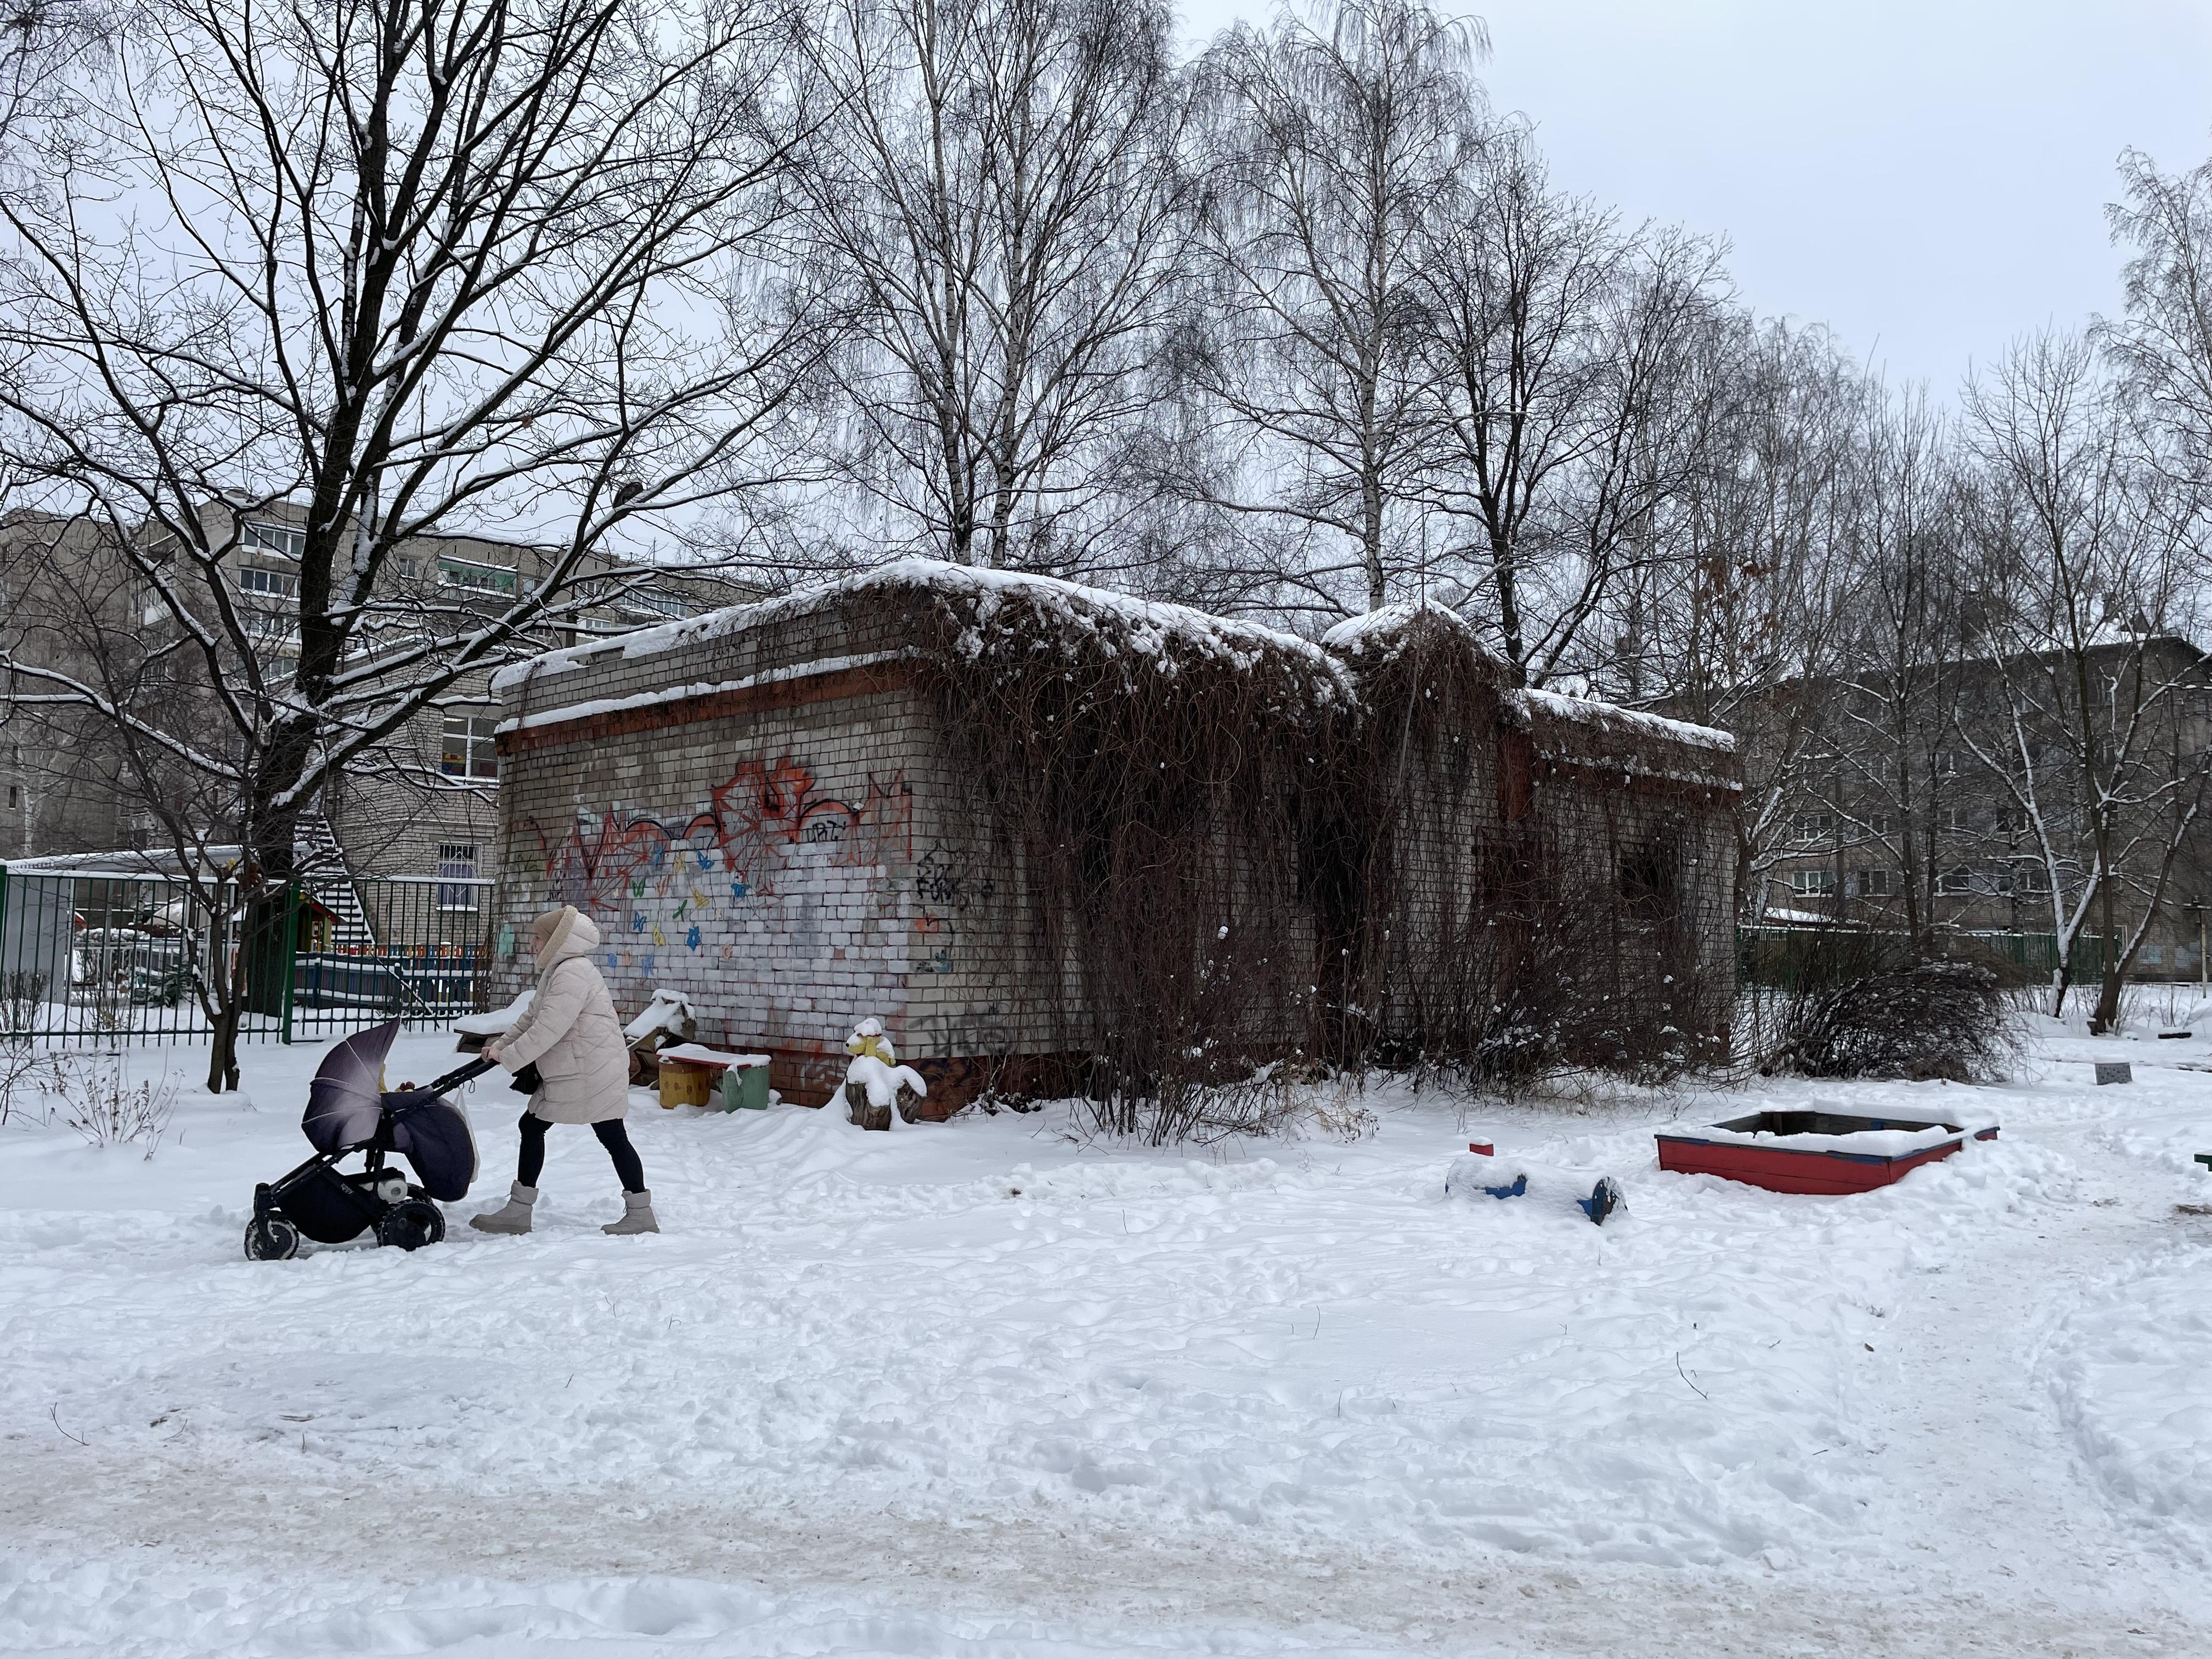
<box><xmin>840</xmin><ymin>1079</ymin><xmax>899</xmax><ymax>1130</ymax></box>
<box><xmin>843</xmin><ymin>1063</ymin><xmax>927</xmax><ymax>1129</ymax></box>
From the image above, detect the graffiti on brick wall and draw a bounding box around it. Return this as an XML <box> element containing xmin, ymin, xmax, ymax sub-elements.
<box><xmin>913</xmin><ymin>842</ymin><xmax>994</xmax><ymax>974</ymax></box>
<box><xmin>531</xmin><ymin>756</ymin><xmax>913</xmax><ymax>944</ymax></box>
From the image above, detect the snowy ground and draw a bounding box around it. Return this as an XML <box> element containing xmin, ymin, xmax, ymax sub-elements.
<box><xmin>2</xmin><ymin>1019</ymin><xmax>2210</xmax><ymax>1656</ymax></box>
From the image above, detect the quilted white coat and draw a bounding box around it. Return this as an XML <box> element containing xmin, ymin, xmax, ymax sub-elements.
<box><xmin>496</xmin><ymin>910</ymin><xmax>629</xmax><ymax>1124</ymax></box>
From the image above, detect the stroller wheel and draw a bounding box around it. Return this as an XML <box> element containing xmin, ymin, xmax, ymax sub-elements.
<box><xmin>376</xmin><ymin>1198</ymin><xmax>446</xmax><ymax>1252</ymax></box>
<box><xmin>244</xmin><ymin>1215</ymin><xmax>301</xmax><ymax>1261</ymax></box>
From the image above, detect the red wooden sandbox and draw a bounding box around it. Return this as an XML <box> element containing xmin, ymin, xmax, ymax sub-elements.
<box><xmin>1655</xmin><ymin>1110</ymin><xmax>2000</xmax><ymax>1195</ymax></box>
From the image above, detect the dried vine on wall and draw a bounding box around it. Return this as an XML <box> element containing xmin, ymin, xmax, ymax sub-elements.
<box><xmin>895</xmin><ymin>577</ymin><xmax>1354</xmax><ymax>1144</ymax></box>
<box><xmin>1330</xmin><ymin>607</ymin><xmax>1733</xmax><ymax>1090</ymax></box>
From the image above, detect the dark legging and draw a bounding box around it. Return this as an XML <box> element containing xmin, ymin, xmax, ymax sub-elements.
<box><xmin>516</xmin><ymin>1111</ymin><xmax>646</xmax><ymax>1194</ymax></box>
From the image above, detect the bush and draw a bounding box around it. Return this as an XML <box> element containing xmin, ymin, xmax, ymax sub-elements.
<box><xmin>55</xmin><ymin>1055</ymin><xmax>178</xmax><ymax>1156</ymax></box>
<box><xmin>1765</xmin><ymin>958</ymin><xmax>2010</xmax><ymax>1082</ymax></box>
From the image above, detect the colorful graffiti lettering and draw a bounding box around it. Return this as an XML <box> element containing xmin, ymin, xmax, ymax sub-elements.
<box><xmin>532</xmin><ymin>755</ymin><xmax>913</xmax><ymax>918</ymax></box>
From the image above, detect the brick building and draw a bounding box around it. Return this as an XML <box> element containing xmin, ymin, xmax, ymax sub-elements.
<box><xmin>484</xmin><ymin>563</ymin><xmax>1741</xmax><ymax>1108</ymax></box>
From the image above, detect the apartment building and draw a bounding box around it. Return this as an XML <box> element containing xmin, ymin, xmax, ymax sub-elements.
<box><xmin>1738</xmin><ymin>634</ymin><xmax>2212</xmax><ymax>978</ymax></box>
<box><xmin>0</xmin><ymin>503</ymin><xmax>749</xmax><ymax>891</ymax></box>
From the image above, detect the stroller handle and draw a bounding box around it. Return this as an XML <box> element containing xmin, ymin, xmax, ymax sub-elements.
<box><xmin>424</xmin><ymin>1056</ymin><xmax>500</xmax><ymax>1096</ymax></box>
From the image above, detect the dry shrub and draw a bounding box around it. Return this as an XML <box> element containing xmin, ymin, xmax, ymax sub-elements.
<box><xmin>55</xmin><ymin>1054</ymin><xmax>178</xmax><ymax>1155</ymax></box>
<box><xmin>1763</xmin><ymin>949</ymin><xmax>2010</xmax><ymax>1082</ymax></box>
<box><xmin>0</xmin><ymin>1045</ymin><xmax>59</xmax><ymax>1128</ymax></box>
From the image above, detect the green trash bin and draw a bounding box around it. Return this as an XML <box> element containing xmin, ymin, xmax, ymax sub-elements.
<box><xmin>719</xmin><ymin>1062</ymin><xmax>771</xmax><ymax>1112</ymax></box>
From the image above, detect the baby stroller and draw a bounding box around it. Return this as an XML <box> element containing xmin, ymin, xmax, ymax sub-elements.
<box><xmin>245</xmin><ymin>1019</ymin><xmax>494</xmax><ymax>1260</ymax></box>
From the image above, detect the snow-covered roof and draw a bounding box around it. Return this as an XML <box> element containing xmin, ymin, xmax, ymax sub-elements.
<box><xmin>3</xmin><ymin>847</ymin><xmax>244</xmax><ymax>878</ymax></box>
<box><xmin>1514</xmin><ymin>687</ymin><xmax>1735</xmax><ymax>755</ymax></box>
<box><xmin>1319</xmin><ymin>597</ymin><xmax>1481</xmax><ymax>654</ymax></box>
<box><xmin>493</xmin><ymin>557</ymin><xmax>1341</xmax><ymax>695</ymax></box>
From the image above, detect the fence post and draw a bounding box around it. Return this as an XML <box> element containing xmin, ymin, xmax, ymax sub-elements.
<box><xmin>279</xmin><ymin>882</ymin><xmax>300</xmax><ymax>1045</ymax></box>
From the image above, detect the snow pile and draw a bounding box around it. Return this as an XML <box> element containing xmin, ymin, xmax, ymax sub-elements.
<box><xmin>1444</xmin><ymin>1151</ymin><xmax>1533</xmax><ymax>1199</ymax></box>
<box><xmin>655</xmin><ymin>1042</ymin><xmax>769</xmax><ymax>1070</ymax></box>
<box><xmin>453</xmin><ymin>990</ymin><xmax>532</xmax><ymax>1037</ymax></box>
<box><xmin>622</xmin><ymin>990</ymin><xmax>696</xmax><ymax>1043</ymax></box>
<box><xmin>1661</xmin><ymin>1122</ymin><xmax>1970</xmax><ymax>1157</ymax></box>
<box><xmin>1319</xmin><ymin>597</ymin><xmax>1483</xmax><ymax>656</ymax></box>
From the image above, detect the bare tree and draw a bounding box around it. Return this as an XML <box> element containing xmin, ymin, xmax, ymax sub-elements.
<box><xmin>798</xmin><ymin>0</ymin><xmax>1192</xmax><ymax>575</ymax></box>
<box><xmin>0</xmin><ymin>0</ymin><xmax>109</xmax><ymax>153</ymax></box>
<box><xmin>0</xmin><ymin>0</ymin><xmax>826</xmax><ymax>1086</ymax></box>
<box><xmin>1958</xmin><ymin>331</ymin><xmax>2210</xmax><ymax>1028</ymax></box>
<box><xmin>1192</xmin><ymin>0</ymin><xmax>1481</xmax><ymax>614</ymax></box>
<box><xmin>1821</xmin><ymin>385</ymin><xmax>1971</xmax><ymax>951</ymax></box>
<box><xmin>1410</xmin><ymin>124</ymin><xmax>1729</xmax><ymax>685</ymax></box>
<box><xmin>2106</xmin><ymin>148</ymin><xmax>2212</xmax><ymax>483</ymax></box>
<box><xmin>1642</xmin><ymin>315</ymin><xmax>1862</xmax><ymax>921</ymax></box>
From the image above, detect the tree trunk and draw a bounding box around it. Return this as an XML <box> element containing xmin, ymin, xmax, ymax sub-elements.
<box><xmin>206</xmin><ymin>998</ymin><xmax>242</xmax><ymax>1094</ymax></box>
<box><xmin>2091</xmin><ymin>860</ymin><xmax>2124</xmax><ymax>1034</ymax></box>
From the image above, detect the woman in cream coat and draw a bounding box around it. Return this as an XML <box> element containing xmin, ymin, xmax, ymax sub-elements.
<box><xmin>471</xmin><ymin>905</ymin><xmax>658</xmax><ymax>1235</ymax></box>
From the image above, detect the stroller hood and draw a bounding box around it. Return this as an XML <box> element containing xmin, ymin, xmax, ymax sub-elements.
<box><xmin>304</xmin><ymin>1020</ymin><xmax>479</xmax><ymax>1201</ymax></box>
<box><xmin>305</xmin><ymin>1022</ymin><xmax>398</xmax><ymax>1154</ymax></box>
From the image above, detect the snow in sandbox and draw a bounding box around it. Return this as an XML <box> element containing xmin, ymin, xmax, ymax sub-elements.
<box><xmin>1</xmin><ymin>1032</ymin><xmax>2208</xmax><ymax>1655</ymax></box>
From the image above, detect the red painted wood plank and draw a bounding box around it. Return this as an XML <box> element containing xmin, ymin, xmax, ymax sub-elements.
<box><xmin>1654</xmin><ymin>1135</ymin><xmax>1966</xmax><ymax>1195</ymax></box>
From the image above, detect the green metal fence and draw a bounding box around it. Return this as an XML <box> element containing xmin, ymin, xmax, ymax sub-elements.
<box><xmin>1736</xmin><ymin>923</ymin><xmax>2108</xmax><ymax>991</ymax></box>
<box><xmin>0</xmin><ymin>862</ymin><xmax>491</xmax><ymax>1046</ymax></box>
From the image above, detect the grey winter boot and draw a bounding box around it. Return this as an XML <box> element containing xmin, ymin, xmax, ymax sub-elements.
<box><xmin>469</xmin><ymin>1182</ymin><xmax>537</xmax><ymax>1234</ymax></box>
<box><xmin>602</xmin><ymin>1189</ymin><xmax>660</xmax><ymax>1235</ymax></box>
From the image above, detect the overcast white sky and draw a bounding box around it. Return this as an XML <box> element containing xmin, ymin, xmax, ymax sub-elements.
<box><xmin>1179</xmin><ymin>1</ymin><xmax>2212</xmax><ymax>396</ymax></box>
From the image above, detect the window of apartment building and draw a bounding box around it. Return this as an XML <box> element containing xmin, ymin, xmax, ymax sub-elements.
<box><xmin>440</xmin><ymin>558</ymin><xmax>518</xmax><ymax>595</ymax></box>
<box><xmin>2016</xmin><ymin>862</ymin><xmax>2052</xmax><ymax>893</ymax></box>
<box><xmin>436</xmin><ymin>843</ymin><xmax>481</xmax><ymax>910</ymax></box>
<box><xmin>1863</xmin><ymin>814</ymin><xmax>1893</xmax><ymax>838</ymax></box>
<box><xmin>1791</xmin><ymin>811</ymin><xmax>1833</xmax><ymax>843</ymax></box>
<box><xmin>238</xmin><ymin>565</ymin><xmax>297</xmax><ymax>599</ymax></box>
<box><xmin>242</xmin><ymin>520</ymin><xmax>306</xmax><ymax>558</ymax></box>
<box><xmin>630</xmin><ymin>589</ymin><xmax>687</xmax><ymax>619</ymax></box>
<box><xmin>1789</xmin><ymin>868</ymin><xmax>1836</xmax><ymax>898</ymax></box>
<box><xmin>1938</xmin><ymin>865</ymin><xmax>2012</xmax><ymax>896</ymax></box>
<box><xmin>1852</xmin><ymin>868</ymin><xmax>1894</xmax><ymax>898</ymax></box>
<box><xmin>441</xmin><ymin>713</ymin><xmax>499</xmax><ymax>778</ymax></box>
<box><xmin>5</xmin><ymin>785</ymin><xmax>16</xmax><ymax>810</ymax></box>
<box><xmin>2142</xmin><ymin>944</ymin><xmax>2165</xmax><ymax>966</ymax></box>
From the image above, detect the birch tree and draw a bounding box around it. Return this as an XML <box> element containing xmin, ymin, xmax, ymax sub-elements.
<box><xmin>2107</xmin><ymin>148</ymin><xmax>2212</xmax><ymax>483</ymax></box>
<box><xmin>1193</xmin><ymin>0</ymin><xmax>1481</xmax><ymax>614</ymax></box>
<box><xmin>0</xmin><ymin>0</ymin><xmax>827</xmax><ymax>1086</ymax></box>
<box><xmin>1959</xmin><ymin>332</ymin><xmax>2210</xmax><ymax>1028</ymax></box>
<box><xmin>799</xmin><ymin>0</ymin><xmax>1192</xmax><ymax>574</ymax></box>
